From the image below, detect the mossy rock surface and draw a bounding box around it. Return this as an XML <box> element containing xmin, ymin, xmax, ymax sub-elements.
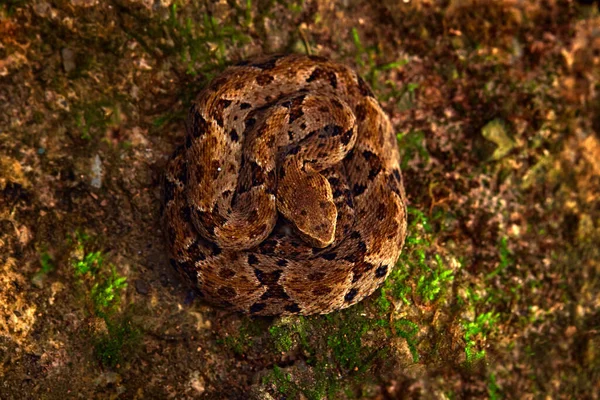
<box><xmin>1</xmin><ymin>1</ymin><xmax>599</xmax><ymax>399</ymax></box>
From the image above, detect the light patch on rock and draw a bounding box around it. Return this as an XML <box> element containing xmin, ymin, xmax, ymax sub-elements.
<box><xmin>90</xmin><ymin>154</ymin><xmax>103</xmax><ymax>189</ymax></box>
<box><xmin>481</xmin><ymin>119</ymin><xmax>515</xmax><ymax>160</ymax></box>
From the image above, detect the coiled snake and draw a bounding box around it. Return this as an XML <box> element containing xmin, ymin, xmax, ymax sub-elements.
<box><xmin>162</xmin><ymin>54</ymin><xmax>407</xmax><ymax>315</ymax></box>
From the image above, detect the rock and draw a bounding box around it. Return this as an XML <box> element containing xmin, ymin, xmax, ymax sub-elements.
<box><xmin>134</xmin><ymin>279</ymin><xmax>149</xmax><ymax>295</ymax></box>
<box><xmin>90</xmin><ymin>154</ymin><xmax>103</xmax><ymax>189</ymax></box>
<box><xmin>61</xmin><ymin>48</ymin><xmax>76</xmax><ymax>74</ymax></box>
<box><xmin>481</xmin><ymin>118</ymin><xmax>515</xmax><ymax>160</ymax></box>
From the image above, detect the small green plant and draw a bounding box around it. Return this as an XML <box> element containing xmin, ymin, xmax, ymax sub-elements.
<box><xmin>283</xmin><ymin>0</ymin><xmax>305</xmax><ymax>13</ymax></box>
<box><xmin>487</xmin><ymin>236</ymin><xmax>514</xmax><ymax>279</ymax></box>
<box><xmin>218</xmin><ymin>331</ymin><xmax>251</xmax><ymax>356</ymax></box>
<box><xmin>376</xmin><ymin>265</ymin><xmax>411</xmax><ymax>312</ymax></box>
<box><xmin>382</xmin><ymin>207</ymin><xmax>453</xmax><ymax>308</ymax></box>
<box><xmin>382</xmin><ymin>80</ymin><xmax>419</xmax><ymax>110</ymax></box>
<box><xmin>351</xmin><ymin>27</ymin><xmax>410</xmax><ymax>91</ymax></box>
<box><xmin>487</xmin><ymin>372</ymin><xmax>502</xmax><ymax>400</ymax></box>
<box><xmin>74</xmin><ymin>99</ymin><xmax>122</xmax><ymax>140</ymax></box>
<box><xmin>91</xmin><ymin>265</ymin><xmax>128</xmax><ymax>318</ymax></box>
<box><xmin>216</xmin><ymin>318</ymin><xmax>265</xmax><ymax>356</ymax></box>
<box><xmin>263</xmin><ymin>354</ymin><xmax>340</xmax><ymax>399</ymax></box>
<box><xmin>70</xmin><ymin>231</ymin><xmax>137</xmax><ymax>367</ymax></box>
<box><xmin>269</xmin><ymin>324</ymin><xmax>294</xmax><ymax>353</ymax></box>
<box><xmin>463</xmin><ymin>311</ymin><xmax>499</xmax><ymax>363</ymax></box>
<box><xmin>95</xmin><ymin>317</ymin><xmax>140</xmax><ymax>368</ymax></box>
<box><xmin>73</xmin><ymin>250</ymin><xmax>104</xmax><ymax>276</ymax></box>
<box><xmin>327</xmin><ymin>318</ymin><xmax>370</xmax><ymax>371</ymax></box>
<box><xmin>39</xmin><ymin>252</ymin><xmax>54</xmax><ymax>274</ymax></box>
<box><xmin>416</xmin><ymin>254</ymin><xmax>454</xmax><ymax>303</ymax></box>
<box><xmin>32</xmin><ymin>251</ymin><xmax>55</xmax><ymax>287</ymax></box>
<box><xmin>397</xmin><ymin>130</ymin><xmax>430</xmax><ymax>170</ymax></box>
<box><xmin>165</xmin><ymin>4</ymin><xmax>250</xmax><ymax>77</ymax></box>
<box><xmin>393</xmin><ymin>319</ymin><xmax>420</xmax><ymax>362</ymax></box>
<box><xmin>268</xmin><ymin>317</ymin><xmax>310</xmax><ymax>354</ymax></box>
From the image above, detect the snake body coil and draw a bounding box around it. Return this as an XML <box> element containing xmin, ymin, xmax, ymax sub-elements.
<box><xmin>162</xmin><ymin>54</ymin><xmax>407</xmax><ymax>315</ymax></box>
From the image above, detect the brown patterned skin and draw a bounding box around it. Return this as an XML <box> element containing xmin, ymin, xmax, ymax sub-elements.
<box><xmin>162</xmin><ymin>54</ymin><xmax>408</xmax><ymax>316</ymax></box>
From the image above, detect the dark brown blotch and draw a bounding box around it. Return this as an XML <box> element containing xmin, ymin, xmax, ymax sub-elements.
<box><xmin>276</xmin><ymin>259</ymin><xmax>288</xmax><ymax>267</ymax></box>
<box><xmin>307</xmin><ymin>272</ymin><xmax>326</xmax><ymax>281</ymax></box>
<box><xmin>352</xmin><ymin>183</ymin><xmax>367</xmax><ymax>196</ymax></box>
<box><xmin>284</xmin><ymin>303</ymin><xmax>301</xmax><ymax>313</ymax></box>
<box><xmin>211</xmin><ymin>159</ymin><xmax>222</xmax><ymax>179</ymax></box>
<box><xmin>387</xmin><ymin>173</ymin><xmax>402</xmax><ymax>197</ymax></box>
<box><xmin>375</xmin><ymin>264</ymin><xmax>388</xmax><ymax>278</ymax></box>
<box><xmin>282</xmin><ymin>95</ymin><xmax>306</xmax><ymax>124</ymax></box>
<box><xmin>341</xmin><ymin>128</ymin><xmax>354</xmax><ymax>145</ymax></box>
<box><xmin>256</xmin><ymin>74</ymin><xmax>274</xmax><ymax>86</ymax></box>
<box><xmin>313</xmin><ymin>286</ymin><xmax>331</xmax><ymax>296</ymax></box>
<box><xmin>247</xmin><ymin>209</ymin><xmax>259</xmax><ymax>222</ymax></box>
<box><xmin>357</xmin><ymin>75</ymin><xmax>375</xmax><ymax>98</ymax></box>
<box><xmin>229</xmin><ymin>128</ymin><xmax>239</xmax><ymax>142</ymax></box>
<box><xmin>351</xmin><ymin>261</ymin><xmax>375</xmax><ymax>283</ymax></box>
<box><xmin>344</xmin><ymin>288</ymin><xmax>358</xmax><ymax>302</ymax></box>
<box><xmin>249</xmin><ymin>161</ymin><xmax>266</xmax><ymax>188</ymax></box>
<box><xmin>243</xmin><ymin>117</ymin><xmax>256</xmax><ymax>135</ymax></box>
<box><xmin>248</xmin><ymin>254</ymin><xmax>259</xmax><ymax>265</ymax></box>
<box><xmin>249</xmin><ymin>302</ymin><xmax>266</xmax><ymax>313</ymax></box>
<box><xmin>217</xmin><ymin>286</ymin><xmax>236</xmax><ymax>299</ymax></box>
<box><xmin>259</xmin><ymin>238</ymin><xmax>278</xmax><ymax>254</ymax></box>
<box><xmin>376</xmin><ymin>202</ymin><xmax>387</xmax><ymax>221</ymax></box>
<box><xmin>219</xmin><ymin>268</ymin><xmax>236</xmax><ymax>279</ymax></box>
<box><xmin>163</xmin><ymin>180</ymin><xmax>176</xmax><ymax>204</ymax></box>
<box><xmin>306</xmin><ymin>67</ymin><xmax>338</xmax><ymax>89</ymax></box>
<box><xmin>250</xmin><ymin>55</ymin><xmax>283</xmax><ymax>70</ymax></box>
<box><xmin>355</xmin><ymin>104</ymin><xmax>367</xmax><ymax>121</ymax></box>
<box><xmin>320</xmin><ymin>124</ymin><xmax>343</xmax><ymax>138</ymax></box>
<box><xmin>331</xmin><ymin>99</ymin><xmax>344</xmax><ymax>110</ymax></box>
<box><xmin>320</xmin><ymin>252</ymin><xmax>337</xmax><ymax>261</ymax></box>
<box><xmin>188</xmin><ymin>109</ymin><xmax>210</xmax><ymax>139</ymax></box>
<box><xmin>207</xmin><ymin>240</ymin><xmax>222</xmax><ymax>256</ymax></box>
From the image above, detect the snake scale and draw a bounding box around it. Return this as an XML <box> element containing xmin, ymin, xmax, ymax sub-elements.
<box><xmin>162</xmin><ymin>54</ymin><xmax>407</xmax><ymax>316</ymax></box>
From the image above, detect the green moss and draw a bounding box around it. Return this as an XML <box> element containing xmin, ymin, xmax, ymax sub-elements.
<box><xmin>486</xmin><ymin>236</ymin><xmax>514</xmax><ymax>279</ymax></box>
<box><xmin>327</xmin><ymin>314</ymin><xmax>371</xmax><ymax>371</ymax></box>
<box><xmin>393</xmin><ymin>319</ymin><xmax>420</xmax><ymax>362</ymax></box>
<box><xmin>416</xmin><ymin>254</ymin><xmax>454</xmax><ymax>303</ymax></box>
<box><xmin>379</xmin><ymin>206</ymin><xmax>454</xmax><ymax>311</ymax></box>
<box><xmin>217</xmin><ymin>331</ymin><xmax>250</xmax><ymax>356</ymax></box>
<box><xmin>351</xmin><ymin>27</ymin><xmax>410</xmax><ymax>93</ymax></box>
<box><xmin>32</xmin><ymin>251</ymin><xmax>55</xmax><ymax>287</ymax></box>
<box><xmin>269</xmin><ymin>317</ymin><xmax>309</xmax><ymax>353</ymax></box>
<box><xmin>397</xmin><ymin>130</ymin><xmax>430</xmax><ymax>170</ymax></box>
<box><xmin>95</xmin><ymin>317</ymin><xmax>140</xmax><ymax>368</ymax></box>
<box><xmin>164</xmin><ymin>3</ymin><xmax>250</xmax><ymax>77</ymax></box>
<box><xmin>73</xmin><ymin>98</ymin><xmax>123</xmax><ymax>140</ymax></box>
<box><xmin>263</xmin><ymin>360</ymin><xmax>340</xmax><ymax>400</ymax></box>
<box><xmin>73</xmin><ymin>250</ymin><xmax>104</xmax><ymax>276</ymax></box>
<box><xmin>69</xmin><ymin>230</ymin><xmax>138</xmax><ymax>367</ymax></box>
<box><xmin>2</xmin><ymin>0</ymin><xmax>27</xmax><ymax>16</ymax></box>
<box><xmin>269</xmin><ymin>365</ymin><xmax>295</xmax><ymax>395</ymax></box>
<box><xmin>90</xmin><ymin>265</ymin><xmax>128</xmax><ymax>318</ymax></box>
<box><xmin>216</xmin><ymin>318</ymin><xmax>264</xmax><ymax>356</ymax></box>
<box><xmin>488</xmin><ymin>372</ymin><xmax>502</xmax><ymax>400</ymax></box>
<box><xmin>152</xmin><ymin>111</ymin><xmax>186</xmax><ymax>129</ymax></box>
<box><xmin>463</xmin><ymin>311</ymin><xmax>499</xmax><ymax>364</ymax></box>
<box><xmin>38</xmin><ymin>251</ymin><xmax>54</xmax><ymax>275</ymax></box>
